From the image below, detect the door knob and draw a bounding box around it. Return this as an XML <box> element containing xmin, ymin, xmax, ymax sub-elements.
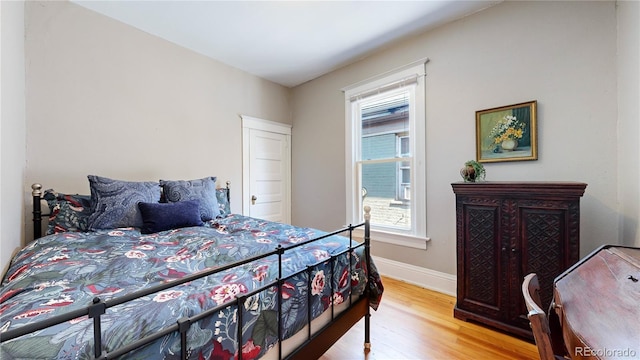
<box><xmin>251</xmin><ymin>195</ymin><xmax>257</xmax><ymax>205</ymax></box>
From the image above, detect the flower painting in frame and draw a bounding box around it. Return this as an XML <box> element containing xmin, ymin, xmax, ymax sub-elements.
<box><xmin>475</xmin><ymin>100</ymin><xmax>537</xmax><ymax>163</ymax></box>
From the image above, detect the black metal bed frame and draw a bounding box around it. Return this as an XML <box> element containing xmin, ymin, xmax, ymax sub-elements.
<box><xmin>1</xmin><ymin>183</ymin><xmax>372</xmax><ymax>359</ymax></box>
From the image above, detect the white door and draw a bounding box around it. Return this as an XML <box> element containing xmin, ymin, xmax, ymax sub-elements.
<box><xmin>241</xmin><ymin>116</ymin><xmax>291</xmax><ymax>223</ymax></box>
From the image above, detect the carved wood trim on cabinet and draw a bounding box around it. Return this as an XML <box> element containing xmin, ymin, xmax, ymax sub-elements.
<box><xmin>451</xmin><ymin>182</ymin><xmax>587</xmax><ymax>340</ymax></box>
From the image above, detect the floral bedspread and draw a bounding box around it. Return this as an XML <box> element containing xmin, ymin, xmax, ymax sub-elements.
<box><xmin>0</xmin><ymin>214</ymin><xmax>383</xmax><ymax>359</ymax></box>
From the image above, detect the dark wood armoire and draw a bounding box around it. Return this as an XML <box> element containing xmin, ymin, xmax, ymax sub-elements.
<box><xmin>451</xmin><ymin>182</ymin><xmax>587</xmax><ymax>339</ymax></box>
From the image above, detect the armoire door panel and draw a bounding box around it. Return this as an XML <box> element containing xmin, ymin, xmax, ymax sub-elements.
<box><xmin>464</xmin><ymin>205</ymin><xmax>500</xmax><ymax>308</ymax></box>
<box><xmin>521</xmin><ymin>208</ymin><xmax>566</xmax><ymax>307</ymax></box>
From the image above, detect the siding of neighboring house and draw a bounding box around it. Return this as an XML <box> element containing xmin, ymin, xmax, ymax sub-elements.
<box><xmin>362</xmin><ymin>134</ymin><xmax>397</xmax><ymax>199</ymax></box>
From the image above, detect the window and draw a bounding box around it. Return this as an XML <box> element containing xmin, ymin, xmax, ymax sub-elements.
<box><xmin>344</xmin><ymin>61</ymin><xmax>428</xmax><ymax>248</ymax></box>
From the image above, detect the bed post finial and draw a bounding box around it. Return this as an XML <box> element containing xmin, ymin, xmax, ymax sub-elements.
<box><xmin>32</xmin><ymin>183</ymin><xmax>42</xmax><ymax>197</ymax></box>
<box><xmin>362</xmin><ymin>204</ymin><xmax>372</xmax><ymax>350</ymax></box>
<box><xmin>32</xmin><ymin>183</ymin><xmax>43</xmax><ymax>240</ymax></box>
<box><xmin>225</xmin><ymin>181</ymin><xmax>231</xmax><ymax>206</ymax></box>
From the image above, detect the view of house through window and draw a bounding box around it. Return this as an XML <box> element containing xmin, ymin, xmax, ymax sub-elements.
<box><xmin>359</xmin><ymin>90</ymin><xmax>412</xmax><ymax>231</ymax></box>
<box><xmin>345</xmin><ymin>61</ymin><xmax>426</xmax><ymax>244</ymax></box>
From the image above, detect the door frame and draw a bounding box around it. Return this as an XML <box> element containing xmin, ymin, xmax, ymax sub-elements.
<box><xmin>241</xmin><ymin>115</ymin><xmax>292</xmax><ymax>223</ymax></box>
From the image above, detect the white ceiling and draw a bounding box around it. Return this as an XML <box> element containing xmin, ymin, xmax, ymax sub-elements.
<box><xmin>73</xmin><ymin>1</ymin><xmax>498</xmax><ymax>87</ymax></box>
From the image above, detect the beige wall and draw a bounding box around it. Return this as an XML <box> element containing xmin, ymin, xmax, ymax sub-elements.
<box><xmin>617</xmin><ymin>0</ymin><xmax>640</xmax><ymax>247</ymax></box>
<box><xmin>21</xmin><ymin>1</ymin><xmax>291</xmax><ymax>244</ymax></box>
<box><xmin>2</xmin><ymin>0</ymin><xmax>637</xmax><ymax>276</ymax></box>
<box><xmin>1</xmin><ymin>1</ymin><xmax>26</xmax><ymax>270</ymax></box>
<box><xmin>291</xmin><ymin>1</ymin><xmax>623</xmax><ymax>275</ymax></box>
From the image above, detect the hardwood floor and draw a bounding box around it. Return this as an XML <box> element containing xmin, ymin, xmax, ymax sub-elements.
<box><xmin>320</xmin><ymin>276</ymin><xmax>539</xmax><ymax>360</ymax></box>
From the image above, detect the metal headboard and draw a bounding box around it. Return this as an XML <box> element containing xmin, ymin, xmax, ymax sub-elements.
<box><xmin>31</xmin><ymin>181</ymin><xmax>231</xmax><ymax>241</ymax></box>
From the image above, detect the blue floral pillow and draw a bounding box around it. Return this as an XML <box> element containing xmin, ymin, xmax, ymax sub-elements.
<box><xmin>216</xmin><ymin>187</ymin><xmax>231</xmax><ymax>216</ymax></box>
<box><xmin>43</xmin><ymin>189</ymin><xmax>92</xmax><ymax>235</ymax></box>
<box><xmin>87</xmin><ymin>175</ymin><xmax>161</xmax><ymax>230</ymax></box>
<box><xmin>160</xmin><ymin>177</ymin><xmax>219</xmax><ymax>221</ymax></box>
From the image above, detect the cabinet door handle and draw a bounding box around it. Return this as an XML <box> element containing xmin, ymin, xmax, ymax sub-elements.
<box><xmin>511</xmin><ymin>247</ymin><xmax>517</xmax><ymax>253</ymax></box>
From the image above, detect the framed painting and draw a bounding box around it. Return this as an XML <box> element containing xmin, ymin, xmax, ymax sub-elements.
<box><xmin>475</xmin><ymin>100</ymin><xmax>537</xmax><ymax>163</ymax></box>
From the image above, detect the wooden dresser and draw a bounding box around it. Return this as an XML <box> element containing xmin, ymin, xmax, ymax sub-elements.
<box><xmin>451</xmin><ymin>182</ymin><xmax>587</xmax><ymax>339</ymax></box>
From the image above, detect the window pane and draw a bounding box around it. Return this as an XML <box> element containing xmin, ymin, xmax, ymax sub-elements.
<box><xmin>401</xmin><ymin>168</ymin><xmax>410</xmax><ymax>184</ymax></box>
<box><xmin>361</xmin><ymin>161</ymin><xmax>411</xmax><ymax>231</ymax></box>
<box><xmin>399</xmin><ymin>136</ymin><xmax>410</xmax><ymax>156</ymax></box>
<box><xmin>361</xmin><ymin>92</ymin><xmax>409</xmax><ymax>161</ymax></box>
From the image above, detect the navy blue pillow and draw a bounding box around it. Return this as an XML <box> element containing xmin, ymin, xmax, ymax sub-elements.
<box><xmin>137</xmin><ymin>200</ymin><xmax>204</xmax><ymax>234</ymax></box>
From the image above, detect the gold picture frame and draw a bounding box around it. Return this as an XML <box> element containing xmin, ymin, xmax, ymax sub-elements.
<box><xmin>476</xmin><ymin>100</ymin><xmax>537</xmax><ymax>163</ymax></box>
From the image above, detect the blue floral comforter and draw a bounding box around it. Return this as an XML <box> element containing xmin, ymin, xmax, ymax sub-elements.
<box><xmin>0</xmin><ymin>214</ymin><xmax>383</xmax><ymax>359</ymax></box>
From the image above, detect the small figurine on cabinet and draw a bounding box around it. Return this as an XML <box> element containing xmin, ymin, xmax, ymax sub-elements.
<box><xmin>460</xmin><ymin>160</ymin><xmax>486</xmax><ymax>182</ymax></box>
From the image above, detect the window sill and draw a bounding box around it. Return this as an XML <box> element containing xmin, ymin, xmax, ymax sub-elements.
<box><xmin>353</xmin><ymin>228</ymin><xmax>430</xmax><ymax>249</ymax></box>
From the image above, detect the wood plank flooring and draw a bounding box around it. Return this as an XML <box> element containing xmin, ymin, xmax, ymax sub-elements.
<box><xmin>320</xmin><ymin>276</ymin><xmax>539</xmax><ymax>360</ymax></box>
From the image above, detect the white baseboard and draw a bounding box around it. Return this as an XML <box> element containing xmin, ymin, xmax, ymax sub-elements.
<box><xmin>372</xmin><ymin>255</ymin><xmax>457</xmax><ymax>296</ymax></box>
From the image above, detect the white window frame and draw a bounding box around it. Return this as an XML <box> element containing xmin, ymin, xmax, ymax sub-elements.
<box><xmin>397</xmin><ymin>135</ymin><xmax>410</xmax><ymax>201</ymax></box>
<box><xmin>343</xmin><ymin>60</ymin><xmax>429</xmax><ymax>249</ymax></box>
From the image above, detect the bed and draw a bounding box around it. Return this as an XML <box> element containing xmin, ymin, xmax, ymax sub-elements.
<box><xmin>0</xmin><ymin>176</ymin><xmax>383</xmax><ymax>359</ymax></box>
